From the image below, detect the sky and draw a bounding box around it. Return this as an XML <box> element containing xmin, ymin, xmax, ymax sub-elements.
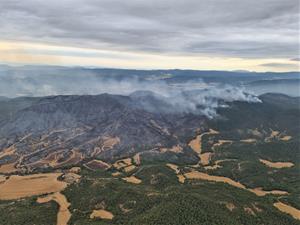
<box><xmin>0</xmin><ymin>0</ymin><xmax>299</xmax><ymax>72</ymax></box>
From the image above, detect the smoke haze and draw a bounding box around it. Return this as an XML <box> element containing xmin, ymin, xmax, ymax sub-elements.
<box><xmin>0</xmin><ymin>66</ymin><xmax>263</xmax><ymax>118</ymax></box>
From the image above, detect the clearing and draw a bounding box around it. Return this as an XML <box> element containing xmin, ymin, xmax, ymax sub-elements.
<box><xmin>0</xmin><ymin>173</ymin><xmax>67</xmax><ymax>200</ymax></box>
<box><xmin>259</xmin><ymin>159</ymin><xmax>294</xmax><ymax>168</ymax></box>
<box><xmin>122</xmin><ymin>176</ymin><xmax>142</xmax><ymax>184</ymax></box>
<box><xmin>90</xmin><ymin>209</ymin><xmax>114</xmax><ymax>220</ymax></box>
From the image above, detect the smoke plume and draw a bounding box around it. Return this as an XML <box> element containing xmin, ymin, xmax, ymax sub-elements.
<box><xmin>0</xmin><ymin>66</ymin><xmax>261</xmax><ymax>118</ymax></box>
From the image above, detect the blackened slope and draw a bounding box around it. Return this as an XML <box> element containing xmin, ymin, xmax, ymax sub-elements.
<box><xmin>0</xmin><ymin>94</ymin><xmax>131</xmax><ymax>135</ymax></box>
<box><xmin>0</xmin><ymin>97</ymin><xmax>39</xmax><ymax>122</ymax></box>
<box><xmin>0</xmin><ymin>93</ymin><xmax>207</xmax><ymax>165</ymax></box>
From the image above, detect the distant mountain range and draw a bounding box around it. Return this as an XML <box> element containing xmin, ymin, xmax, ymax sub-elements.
<box><xmin>1</xmin><ymin>64</ymin><xmax>299</xmax><ymax>83</ymax></box>
<box><xmin>0</xmin><ymin>65</ymin><xmax>299</xmax><ymax>98</ymax></box>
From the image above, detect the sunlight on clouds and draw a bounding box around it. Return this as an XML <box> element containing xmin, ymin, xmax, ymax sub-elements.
<box><xmin>0</xmin><ymin>40</ymin><xmax>298</xmax><ymax>72</ymax></box>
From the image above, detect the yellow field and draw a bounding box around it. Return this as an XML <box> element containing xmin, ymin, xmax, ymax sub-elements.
<box><xmin>200</xmin><ymin>152</ymin><xmax>213</xmax><ymax>165</ymax></box>
<box><xmin>212</xmin><ymin>140</ymin><xmax>232</xmax><ymax>149</ymax></box>
<box><xmin>204</xmin><ymin>159</ymin><xmax>236</xmax><ymax>170</ymax></box>
<box><xmin>123</xmin><ymin>165</ymin><xmax>136</xmax><ymax>173</ymax></box>
<box><xmin>112</xmin><ymin>172</ymin><xmax>122</xmax><ymax>177</ymax></box>
<box><xmin>250</xmin><ymin>188</ymin><xmax>288</xmax><ymax>197</ymax></box>
<box><xmin>185</xmin><ymin>171</ymin><xmax>245</xmax><ymax>189</ymax></box>
<box><xmin>188</xmin><ymin>129</ymin><xmax>219</xmax><ymax>166</ymax></box>
<box><xmin>113</xmin><ymin>158</ymin><xmax>132</xmax><ymax>169</ymax></box>
<box><xmin>188</xmin><ymin>135</ymin><xmax>202</xmax><ymax>154</ymax></box>
<box><xmin>90</xmin><ymin>209</ymin><xmax>114</xmax><ymax>220</ymax></box>
<box><xmin>166</xmin><ymin>163</ymin><xmax>180</xmax><ymax>174</ymax></box>
<box><xmin>37</xmin><ymin>192</ymin><xmax>71</xmax><ymax>225</ymax></box>
<box><xmin>177</xmin><ymin>174</ymin><xmax>185</xmax><ymax>183</ymax></box>
<box><xmin>0</xmin><ymin>162</ymin><xmax>18</xmax><ymax>173</ymax></box>
<box><xmin>185</xmin><ymin>170</ymin><xmax>289</xmax><ymax>197</ymax></box>
<box><xmin>122</xmin><ymin>176</ymin><xmax>142</xmax><ymax>184</ymax></box>
<box><xmin>0</xmin><ymin>173</ymin><xmax>67</xmax><ymax>200</ymax></box>
<box><xmin>280</xmin><ymin>135</ymin><xmax>292</xmax><ymax>141</ymax></box>
<box><xmin>259</xmin><ymin>159</ymin><xmax>294</xmax><ymax>168</ymax></box>
<box><xmin>0</xmin><ymin>175</ymin><xmax>6</xmax><ymax>183</ymax></box>
<box><xmin>160</xmin><ymin>145</ymin><xmax>183</xmax><ymax>153</ymax></box>
<box><xmin>274</xmin><ymin>202</ymin><xmax>300</xmax><ymax>220</ymax></box>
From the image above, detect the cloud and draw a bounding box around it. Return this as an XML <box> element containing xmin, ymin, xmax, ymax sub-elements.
<box><xmin>0</xmin><ymin>0</ymin><xmax>298</xmax><ymax>59</ymax></box>
<box><xmin>290</xmin><ymin>57</ymin><xmax>300</xmax><ymax>61</ymax></box>
<box><xmin>260</xmin><ymin>62</ymin><xmax>299</xmax><ymax>70</ymax></box>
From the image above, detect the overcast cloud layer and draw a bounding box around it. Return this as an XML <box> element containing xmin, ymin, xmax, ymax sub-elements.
<box><xmin>0</xmin><ymin>0</ymin><xmax>299</xmax><ymax>59</ymax></box>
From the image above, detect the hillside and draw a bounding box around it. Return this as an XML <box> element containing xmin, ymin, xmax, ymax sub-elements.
<box><xmin>0</xmin><ymin>92</ymin><xmax>299</xmax><ymax>225</ymax></box>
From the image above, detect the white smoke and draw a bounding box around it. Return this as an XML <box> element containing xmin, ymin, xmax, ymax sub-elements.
<box><xmin>130</xmin><ymin>84</ymin><xmax>261</xmax><ymax>118</ymax></box>
<box><xmin>0</xmin><ymin>66</ymin><xmax>261</xmax><ymax>118</ymax></box>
